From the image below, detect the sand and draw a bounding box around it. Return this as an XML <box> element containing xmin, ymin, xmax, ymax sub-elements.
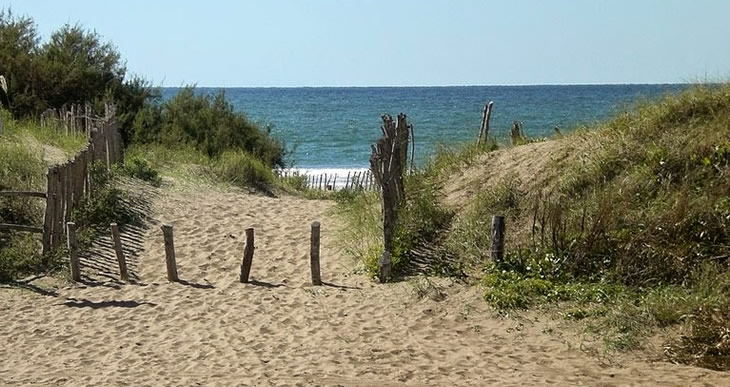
<box><xmin>1</xmin><ymin>181</ymin><xmax>727</xmax><ymax>386</ymax></box>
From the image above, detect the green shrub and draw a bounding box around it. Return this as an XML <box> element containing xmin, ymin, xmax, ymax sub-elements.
<box><xmin>73</xmin><ymin>163</ymin><xmax>137</xmax><ymax>245</ymax></box>
<box><xmin>132</xmin><ymin>87</ymin><xmax>286</xmax><ymax>168</ymax></box>
<box><xmin>212</xmin><ymin>150</ymin><xmax>275</xmax><ymax>191</ymax></box>
<box><xmin>0</xmin><ymin>10</ymin><xmax>157</xmax><ymax>138</ymax></box>
<box><xmin>121</xmin><ymin>155</ymin><xmax>161</xmax><ymax>186</ymax></box>
<box><xmin>0</xmin><ymin>233</ymin><xmax>40</xmax><ymax>282</ymax></box>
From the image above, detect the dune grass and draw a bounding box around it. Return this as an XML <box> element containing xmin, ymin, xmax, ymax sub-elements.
<box><xmin>333</xmin><ymin>83</ymin><xmax>730</xmax><ymax>370</ymax></box>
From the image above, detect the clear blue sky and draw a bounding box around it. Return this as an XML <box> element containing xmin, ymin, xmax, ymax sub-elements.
<box><xmin>5</xmin><ymin>0</ymin><xmax>730</xmax><ymax>86</ymax></box>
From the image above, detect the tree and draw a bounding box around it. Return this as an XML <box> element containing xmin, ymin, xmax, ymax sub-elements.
<box><xmin>0</xmin><ymin>9</ymin><xmax>40</xmax><ymax>115</ymax></box>
<box><xmin>37</xmin><ymin>23</ymin><xmax>126</xmax><ymax>108</ymax></box>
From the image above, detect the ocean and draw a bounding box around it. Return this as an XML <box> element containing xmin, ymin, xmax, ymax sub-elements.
<box><xmin>161</xmin><ymin>85</ymin><xmax>687</xmax><ymax>173</ymax></box>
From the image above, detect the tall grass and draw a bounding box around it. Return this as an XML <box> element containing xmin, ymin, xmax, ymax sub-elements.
<box><xmin>332</xmin><ymin>191</ymin><xmax>383</xmax><ymax>275</ymax></box>
<box><xmin>0</xmin><ymin>116</ymin><xmax>57</xmax><ymax>281</ymax></box>
<box><xmin>1</xmin><ymin>109</ymin><xmax>87</xmax><ymax>157</ymax></box>
<box><xmin>212</xmin><ymin>150</ymin><xmax>276</xmax><ymax>191</ymax></box>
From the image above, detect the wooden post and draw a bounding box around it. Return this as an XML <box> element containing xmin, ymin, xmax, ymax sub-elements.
<box><xmin>42</xmin><ymin>167</ymin><xmax>55</xmax><ymax>255</ymax></box>
<box><xmin>310</xmin><ymin>221</ymin><xmax>322</xmax><ymax>286</ymax></box>
<box><xmin>67</xmin><ymin>222</ymin><xmax>81</xmax><ymax>282</ymax></box>
<box><xmin>240</xmin><ymin>227</ymin><xmax>255</xmax><ymax>283</ymax></box>
<box><xmin>111</xmin><ymin>223</ymin><xmax>129</xmax><ymax>281</ymax></box>
<box><xmin>370</xmin><ymin>114</ymin><xmax>411</xmax><ymax>283</ymax></box>
<box><xmin>478</xmin><ymin>101</ymin><xmax>494</xmax><ymax>144</ymax></box>
<box><xmin>52</xmin><ymin>164</ymin><xmax>64</xmax><ymax>248</ymax></box>
<box><xmin>490</xmin><ymin>215</ymin><xmax>505</xmax><ymax>262</ymax></box>
<box><xmin>161</xmin><ymin>224</ymin><xmax>178</xmax><ymax>282</ymax></box>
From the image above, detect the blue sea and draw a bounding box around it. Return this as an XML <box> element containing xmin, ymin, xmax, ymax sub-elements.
<box><xmin>162</xmin><ymin>85</ymin><xmax>687</xmax><ymax>171</ymax></box>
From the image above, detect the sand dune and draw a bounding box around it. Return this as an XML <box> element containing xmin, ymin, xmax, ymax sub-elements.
<box><xmin>0</xmin><ymin>183</ymin><xmax>726</xmax><ymax>386</ymax></box>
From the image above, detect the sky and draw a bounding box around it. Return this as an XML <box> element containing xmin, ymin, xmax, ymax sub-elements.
<box><xmin>4</xmin><ymin>0</ymin><xmax>730</xmax><ymax>87</ymax></box>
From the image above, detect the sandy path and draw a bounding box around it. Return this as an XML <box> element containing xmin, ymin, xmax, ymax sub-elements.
<box><xmin>0</xmin><ymin>184</ymin><xmax>726</xmax><ymax>386</ymax></box>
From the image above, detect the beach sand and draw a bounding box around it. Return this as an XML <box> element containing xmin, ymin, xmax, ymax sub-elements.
<box><xmin>0</xmin><ymin>183</ymin><xmax>726</xmax><ymax>386</ymax></box>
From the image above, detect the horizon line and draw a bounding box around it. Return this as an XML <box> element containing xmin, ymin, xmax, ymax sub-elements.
<box><xmin>158</xmin><ymin>82</ymin><xmax>699</xmax><ymax>89</ymax></box>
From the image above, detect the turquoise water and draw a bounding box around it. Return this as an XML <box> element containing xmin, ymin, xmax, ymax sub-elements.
<box><xmin>162</xmin><ymin>84</ymin><xmax>687</xmax><ymax>169</ymax></box>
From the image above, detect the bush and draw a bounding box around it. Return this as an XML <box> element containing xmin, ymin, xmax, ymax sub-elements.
<box><xmin>132</xmin><ymin>87</ymin><xmax>286</xmax><ymax>168</ymax></box>
<box><xmin>212</xmin><ymin>150</ymin><xmax>276</xmax><ymax>191</ymax></box>
<box><xmin>73</xmin><ymin>163</ymin><xmax>137</xmax><ymax>244</ymax></box>
<box><xmin>121</xmin><ymin>155</ymin><xmax>161</xmax><ymax>186</ymax></box>
<box><xmin>0</xmin><ymin>233</ymin><xmax>39</xmax><ymax>282</ymax></box>
<box><xmin>0</xmin><ymin>10</ymin><xmax>157</xmax><ymax>144</ymax></box>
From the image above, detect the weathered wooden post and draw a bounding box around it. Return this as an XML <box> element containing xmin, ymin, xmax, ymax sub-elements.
<box><xmin>490</xmin><ymin>215</ymin><xmax>505</xmax><ymax>262</ymax></box>
<box><xmin>66</xmin><ymin>222</ymin><xmax>81</xmax><ymax>282</ymax></box>
<box><xmin>161</xmin><ymin>224</ymin><xmax>178</xmax><ymax>282</ymax></box>
<box><xmin>478</xmin><ymin>101</ymin><xmax>494</xmax><ymax>144</ymax></box>
<box><xmin>510</xmin><ymin>121</ymin><xmax>526</xmax><ymax>145</ymax></box>
<box><xmin>240</xmin><ymin>227</ymin><xmax>255</xmax><ymax>283</ymax></box>
<box><xmin>310</xmin><ymin>221</ymin><xmax>322</xmax><ymax>285</ymax></box>
<box><xmin>110</xmin><ymin>223</ymin><xmax>129</xmax><ymax>281</ymax></box>
<box><xmin>370</xmin><ymin>113</ymin><xmax>411</xmax><ymax>283</ymax></box>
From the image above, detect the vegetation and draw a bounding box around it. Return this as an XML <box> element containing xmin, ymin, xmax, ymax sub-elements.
<box><xmin>1</xmin><ymin>8</ymin><xmax>285</xmax><ymax>177</ymax></box>
<box><xmin>72</xmin><ymin>162</ymin><xmax>142</xmax><ymax>248</ymax></box>
<box><xmin>0</xmin><ymin>110</ymin><xmax>137</xmax><ymax>282</ymax></box>
<box><xmin>0</xmin><ymin>126</ymin><xmax>47</xmax><ymax>281</ymax></box>
<box><xmin>130</xmin><ymin>87</ymin><xmax>286</xmax><ymax>168</ymax></box>
<box><xmin>335</xmin><ymin>141</ymin><xmax>497</xmax><ymax>278</ymax></box>
<box><xmin>0</xmin><ymin>9</ymin><xmax>157</xmax><ymax>137</ymax></box>
<box><xmin>334</xmin><ymin>84</ymin><xmax>730</xmax><ymax>370</ymax></box>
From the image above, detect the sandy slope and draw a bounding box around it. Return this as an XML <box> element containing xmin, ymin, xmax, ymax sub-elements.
<box><xmin>0</xmin><ymin>182</ymin><xmax>727</xmax><ymax>386</ymax></box>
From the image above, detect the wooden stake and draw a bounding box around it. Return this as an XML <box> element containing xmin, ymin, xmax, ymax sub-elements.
<box><xmin>67</xmin><ymin>222</ymin><xmax>81</xmax><ymax>282</ymax></box>
<box><xmin>111</xmin><ymin>223</ymin><xmax>129</xmax><ymax>281</ymax></box>
<box><xmin>370</xmin><ymin>114</ymin><xmax>411</xmax><ymax>283</ymax></box>
<box><xmin>490</xmin><ymin>215</ymin><xmax>505</xmax><ymax>262</ymax></box>
<box><xmin>310</xmin><ymin>221</ymin><xmax>322</xmax><ymax>286</ymax></box>
<box><xmin>161</xmin><ymin>224</ymin><xmax>178</xmax><ymax>282</ymax></box>
<box><xmin>478</xmin><ymin>101</ymin><xmax>494</xmax><ymax>144</ymax></box>
<box><xmin>240</xmin><ymin>227</ymin><xmax>255</xmax><ymax>283</ymax></box>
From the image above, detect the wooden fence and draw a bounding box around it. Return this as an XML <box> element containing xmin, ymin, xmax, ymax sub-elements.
<box><xmin>0</xmin><ymin>104</ymin><xmax>123</xmax><ymax>254</ymax></box>
<box><xmin>277</xmin><ymin>170</ymin><xmax>377</xmax><ymax>191</ymax></box>
<box><xmin>40</xmin><ymin>103</ymin><xmax>105</xmax><ymax>137</ymax></box>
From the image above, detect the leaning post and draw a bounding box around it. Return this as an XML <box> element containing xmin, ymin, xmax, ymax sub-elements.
<box><xmin>240</xmin><ymin>228</ymin><xmax>255</xmax><ymax>283</ymax></box>
<box><xmin>110</xmin><ymin>223</ymin><xmax>129</xmax><ymax>281</ymax></box>
<box><xmin>161</xmin><ymin>224</ymin><xmax>178</xmax><ymax>282</ymax></box>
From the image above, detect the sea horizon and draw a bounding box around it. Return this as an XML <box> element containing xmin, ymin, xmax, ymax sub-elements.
<box><xmin>161</xmin><ymin>82</ymin><xmax>694</xmax><ymax>89</ymax></box>
<box><xmin>161</xmin><ymin>84</ymin><xmax>690</xmax><ymax>170</ymax></box>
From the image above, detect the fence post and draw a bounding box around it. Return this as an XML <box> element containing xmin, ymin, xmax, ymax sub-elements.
<box><xmin>161</xmin><ymin>224</ymin><xmax>178</xmax><ymax>282</ymax></box>
<box><xmin>310</xmin><ymin>221</ymin><xmax>322</xmax><ymax>286</ymax></box>
<box><xmin>240</xmin><ymin>228</ymin><xmax>255</xmax><ymax>283</ymax></box>
<box><xmin>67</xmin><ymin>222</ymin><xmax>81</xmax><ymax>282</ymax></box>
<box><xmin>42</xmin><ymin>167</ymin><xmax>55</xmax><ymax>255</ymax></box>
<box><xmin>490</xmin><ymin>215</ymin><xmax>505</xmax><ymax>262</ymax></box>
<box><xmin>111</xmin><ymin>223</ymin><xmax>129</xmax><ymax>281</ymax></box>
